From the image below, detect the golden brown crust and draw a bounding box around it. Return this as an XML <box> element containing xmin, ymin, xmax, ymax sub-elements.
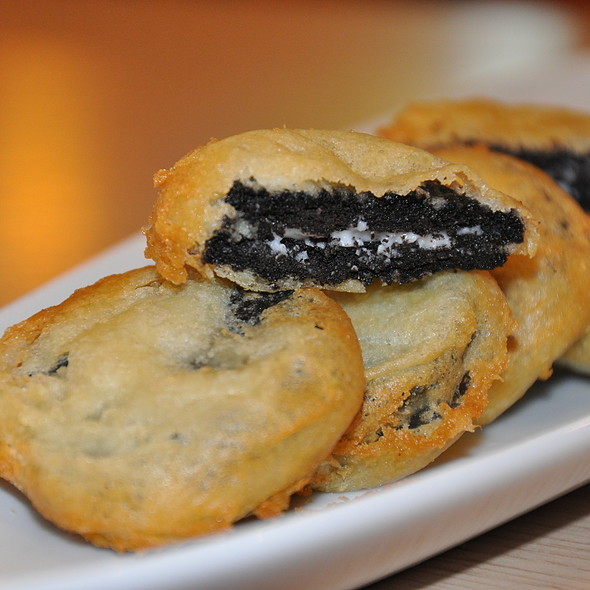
<box><xmin>143</xmin><ymin>128</ymin><xmax>536</xmax><ymax>291</ymax></box>
<box><xmin>431</xmin><ymin>147</ymin><xmax>590</xmax><ymax>424</ymax></box>
<box><xmin>0</xmin><ymin>267</ymin><xmax>365</xmax><ymax>551</ymax></box>
<box><xmin>379</xmin><ymin>97</ymin><xmax>590</xmax><ymax>153</ymax></box>
<box><xmin>560</xmin><ymin>330</ymin><xmax>590</xmax><ymax>375</ymax></box>
<box><xmin>310</xmin><ymin>270</ymin><xmax>513</xmax><ymax>492</ymax></box>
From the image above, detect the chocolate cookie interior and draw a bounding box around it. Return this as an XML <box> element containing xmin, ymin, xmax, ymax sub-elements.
<box><xmin>203</xmin><ymin>179</ymin><xmax>525</xmax><ymax>289</ymax></box>
<box><xmin>490</xmin><ymin>145</ymin><xmax>590</xmax><ymax>211</ymax></box>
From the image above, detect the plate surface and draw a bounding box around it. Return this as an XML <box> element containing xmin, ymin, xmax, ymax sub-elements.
<box><xmin>2</xmin><ymin>57</ymin><xmax>590</xmax><ymax>590</ymax></box>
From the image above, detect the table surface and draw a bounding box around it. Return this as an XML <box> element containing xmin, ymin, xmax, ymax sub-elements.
<box><xmin>1</xmin><ymin>1</ymin><xmax>589</xmax><ymax>588</ymax></box>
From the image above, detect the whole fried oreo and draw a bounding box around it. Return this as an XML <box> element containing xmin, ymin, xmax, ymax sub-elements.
<box><xmin>310</xmin><ymin>270</ymin><xmax>513</xmax><ymax>492</ymax></box>
<box><xmin>432</xmin><ymin>147</ymin><xmax>590</xmax><ymax>424</ymax></box>
<box><xmin>144</xmin><ymin>128</ymin><xmax>535</xmax><ymax>293</ymax></box>
<box><xmin>380</xmin><ymin>98</ymin><xmax>590</xmax><ymax>210</ymax></box>
<box><xmin>0</xmin><ymin>267</ymin><xmax>364</xmax><ymax>551</ymax></box>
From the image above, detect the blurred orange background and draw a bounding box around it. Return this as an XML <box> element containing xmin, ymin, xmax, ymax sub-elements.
<box><xmin>1</xmin><ymin>0</ymin><xmax>589</xmax><ymax>306</ymax></box>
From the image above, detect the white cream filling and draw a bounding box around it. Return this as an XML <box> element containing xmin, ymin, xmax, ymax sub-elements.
<box><xmin>268</xmin><ymin>233</ymin><xmax>288</xmax><ymax>256</ymax></box>
<box><xmin>240</xmin><ymin>217</ymin><xmax>466</xmax><ymax>260</ymax></box>
<box><xmin>331</xmin><ymin>227</ymin><xmax>452</xmax><ymax>252</ymax></box>
<box><xmin>456</xmin><ymin>225</ymin><xmax>483</xmax><ymax>236</ymax></box>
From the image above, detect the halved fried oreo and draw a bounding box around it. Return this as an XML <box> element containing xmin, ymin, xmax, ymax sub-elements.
<box><xmin>144</xmin><ymin>129</ymin><xmax>536</xmax><ymax>292</ymax></box>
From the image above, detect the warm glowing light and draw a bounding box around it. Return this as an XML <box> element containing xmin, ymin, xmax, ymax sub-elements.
<box><xmin>0</xmin><ymin>34</ymin><xmax>109</xmax><ymax>302</ymax></box>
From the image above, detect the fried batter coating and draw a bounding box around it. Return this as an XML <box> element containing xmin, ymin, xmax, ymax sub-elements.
<box><xmin>144</xmin><ymin>128</ymin><xmax>536</xmax><ymax>293</ymax></box>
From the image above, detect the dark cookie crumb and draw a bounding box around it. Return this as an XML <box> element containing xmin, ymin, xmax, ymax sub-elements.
<box><xmin>394</xmin><ymin>370</ymin><xmax>471</xmax><ymax>431</ymax></box>
<box><xmin>449</xmin><ymin>371</ymin><xmax>471</xmax><ymax>408</ymax></box>
<box><xmin>396</xmin><ymin>385</ymin><xmax>442</xmax><ymax>430</ymax></box>
<box><xmin>490</xmin><ymin>144</ymin><xmax>590</xmax><ymax>211</ymax></box>
<box><xmin>226</xmin><ymin>288</ymin><xmax>293</xmax><ymax>333</ymax></box>
<box><xmin>49</xmin><ymin>353</ymin><xmax>69</xmax><ymax>374</ymax></box>
<box><xmin>28</xmin><ymin>353</ymin><xmax>69</xmax><ymax>377</ymax></box>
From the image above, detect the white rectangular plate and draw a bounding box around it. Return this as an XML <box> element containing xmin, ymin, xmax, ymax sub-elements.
<box><xmin>1</xmin><ymin>56</ymin><xmax>590</xmax><ymax>590</ymax></box>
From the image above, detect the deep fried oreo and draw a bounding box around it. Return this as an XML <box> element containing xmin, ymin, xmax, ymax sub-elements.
<box><xmin>144</xmin><ymin>129</ymin><xmax>536</xmax><ymax>292</ymax></box>
<box><xmin>432</xmin><ymin>147</ymin><xmax>590</xmax><ymax>423</ymax></box>
<box><xmin>310</xmin><ymin>270</ymin><xmax>513</xmax><ymax>491</ymax></box>
<box><xmin>0</xmin><ymin>267</ymin><xmax>364</xmax><ymax>551</ymax></box>
<box><xmin>381</xmin><ymin>98</ymin><xmax>590</xmax><ymax>377</ymax></box>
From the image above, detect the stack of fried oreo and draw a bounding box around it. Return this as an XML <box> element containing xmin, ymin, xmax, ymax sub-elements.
<box><xmin>1</xmin><ymin>103</ymin><xmax>589</xmax><ymax>551</ymax></box>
